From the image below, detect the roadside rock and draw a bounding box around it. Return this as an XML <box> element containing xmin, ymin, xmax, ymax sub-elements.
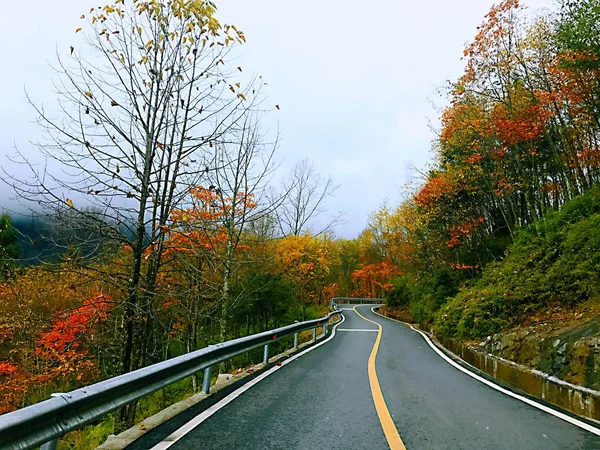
<box><xmin>216</xmin><ymin>373</ymin><xmax>234</xmax><ymax>384</ymax></box>
<box><xmin>484</xmin><ymin>318</ymin><xmax>600</xmax><ymax>391</ymax></box>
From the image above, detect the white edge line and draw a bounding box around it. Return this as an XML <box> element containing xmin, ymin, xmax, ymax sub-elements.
<box><xmin>150</xmin><ymin>314</ymin><xmax>347</xmax><ymax>450</ymax></box>
<box><xmin>368</xmin><ymin>306</ymin><xmax>600</xmax><ymax>437</ymax></box>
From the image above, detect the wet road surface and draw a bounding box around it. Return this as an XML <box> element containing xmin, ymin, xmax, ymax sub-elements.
<box><xmin>129</xmin><ymin>305</ymin><xmax>600</xmax><ymax>449</ymax></box>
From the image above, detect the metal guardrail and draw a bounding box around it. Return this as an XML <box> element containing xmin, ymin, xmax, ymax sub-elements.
<box><xmin>0</xmin><ymin>307</ymin><xmax>342</xmax><ymax>450</ymax></box>
<box><xmin>330</xmin><ymin>297</ymin><xmax>384</xmax><ymax>308</ymax></box>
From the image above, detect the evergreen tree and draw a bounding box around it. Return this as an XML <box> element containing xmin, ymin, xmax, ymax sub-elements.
<box><xmin>0</xmin><ymin>214</ymin><xmax>19</xmax><ymax>280</ymax></box>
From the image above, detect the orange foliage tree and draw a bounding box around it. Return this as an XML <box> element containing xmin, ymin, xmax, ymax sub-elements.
<box><xmin>351</xmin><ymin>261</ymin><xmax>401</xmax><ymax>299</ymax></box>
<box><xmin>0</xmin><ymin>268</ymin><xmax>113</xmax><ymax>414</ymax></box>
<box><xmin>274</xmin><ymin>234</ymin><xmax>338</xmax><ymax>319</ymax></box>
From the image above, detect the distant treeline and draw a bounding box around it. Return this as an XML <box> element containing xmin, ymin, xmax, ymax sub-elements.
<box><xmin>8</xmin><ymin>215</ymin><xmax>134</xmax><ymax>264</ymax></box>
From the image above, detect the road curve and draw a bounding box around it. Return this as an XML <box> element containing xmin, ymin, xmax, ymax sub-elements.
<box><xmin>362</xmin><ymin>306</ymin><xmax>600</xmax><ymax>449</ymax></box>
<box><xmin>127</xmin><ymin>305</ymin><xmax>600</xmax><ymax>449</ymax></box>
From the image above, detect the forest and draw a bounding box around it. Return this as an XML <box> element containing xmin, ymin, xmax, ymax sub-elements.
<box><xmin>0</xmin><ymin>0</ymin><xmax>599</xmax><ymax>446</ymax></box>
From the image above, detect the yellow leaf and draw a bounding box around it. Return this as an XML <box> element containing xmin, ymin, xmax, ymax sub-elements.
<box><xmin>85</xmin><ymin>91</ymin><xmax>93</xmax><ymax>98</ymax></box>
<box><xmin>75</xmin><ymin>28</ymin><xmax>82</xmax><ymax>33</ymax></box>
<box><xmin>66</xmin><ymin>199</ymin><xmax>73</xmax><ymax>208</ymax></box>
<box><xmin>92</xmin><ymin>16</ymin><xmax>97</xmax><ymax>24</ymax></box>
<box><xmin>80</xmin><ymin>14</ymin><xmax>85</xmax><ymax>19</ymax></box>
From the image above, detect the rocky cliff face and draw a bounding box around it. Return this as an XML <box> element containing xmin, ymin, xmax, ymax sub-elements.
<box><xmin>480</xmin><ymin>318</ymin><xmax>600</xmax><ymax>390</ymax></box>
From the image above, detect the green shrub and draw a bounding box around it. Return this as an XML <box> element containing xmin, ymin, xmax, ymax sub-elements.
<box><xmin>386</xmin><ymin>276</ymin><xmax>411</xmax><ymax>307</ymax></box>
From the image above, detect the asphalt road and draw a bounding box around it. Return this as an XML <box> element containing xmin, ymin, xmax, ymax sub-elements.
<box><xmin>132</xmin><ymin>305</ymin><xmax>600</xmax><ymax>449</ymax></box>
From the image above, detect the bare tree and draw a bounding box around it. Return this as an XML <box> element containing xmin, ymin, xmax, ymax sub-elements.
<box><xmin>210</xmin><ymin>115</ymin><xmax>281</xmax><ymax>345</ymax></box>
<box><xmin>3</xmin><ymin>1</ymin><xmax>267</xmax><ymax>429</ymax></box>
<box><xmin>278</xmin><ymin>159</ymin><xmax>342</xmax><ymax>236</ymax></box>
<box><xmin>164</xmin><ymin>114</ymin><xmax>282</xmax><ymax>351</ymax></box>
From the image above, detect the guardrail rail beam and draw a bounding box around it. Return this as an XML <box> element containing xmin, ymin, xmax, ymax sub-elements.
<box><xmin>0</xmin><ymin>307</ymin><xmax>343</xmax><ymax>450</ymax></box>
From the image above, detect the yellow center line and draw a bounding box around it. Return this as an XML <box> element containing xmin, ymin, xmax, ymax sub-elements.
<box><xmin>353</xmin><ymin>305</ymin><xmax>406</xmax><ymax>450</ymax></box>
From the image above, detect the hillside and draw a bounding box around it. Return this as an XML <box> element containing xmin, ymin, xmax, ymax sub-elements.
<box><xmin>435</xmin><ymin>186</ymin><xmax>600</xmax><ymax>341</ymax></box>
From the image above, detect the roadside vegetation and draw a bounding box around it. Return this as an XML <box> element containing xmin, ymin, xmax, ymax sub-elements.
<box><xmin>437</xmin><ymin>185</ymin><xmax>600</xmax><ymax>339</ymax></box>
<box><xmin>369</xmin><ymin>0</ymin><xmax>600</xmax><ymax>338</ymax></box>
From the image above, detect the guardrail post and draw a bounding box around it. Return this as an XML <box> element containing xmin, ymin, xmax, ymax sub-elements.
<box><xmin>263</xmin><ymin>344</ymin><xmax>269</xmax><ymax>364</ymax></box>
<box><xmin>323</xmin><ymin>323</ymin><xmax>327</xmax><ymax>335</ymax></box>
<box><xmin>312</xmin><ymin>328</ymin><xmax>316</xmax><ymax>342</ymax></box>
<box><xmin>293</xmin><ymin>333</ymin><xmax>299</xmax><ymax>350</ymax></box>
<box><xmin>202</xmin><ymin>366</ymin><xmax>212</xmax><ymax>394</ymax></box>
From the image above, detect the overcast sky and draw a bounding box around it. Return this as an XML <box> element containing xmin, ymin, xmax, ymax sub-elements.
<box><xmin>0</xmin><ymin>0</ymin><xmax>551</xmax><ymax>237</ymax></box>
